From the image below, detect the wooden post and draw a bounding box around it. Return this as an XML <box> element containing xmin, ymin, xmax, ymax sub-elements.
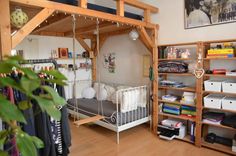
<box><xmin>91</xmin><ymin>39</ymin><xmax>97</xmax><ymax>81</ymax></box>
<box><xmin>195</xmin><ymin>42</ymin><xmax>204</xmax><ymax>147</ymax></box>
<box><xmin>144</xmin><ymin>9</ymin><xmax>151</xmax><ymax>23</ymax></box>
<box><xmin>117</xmin><ymin>0</ymin><xmax>125</xmax><ymax>16</ymax></box>
<box><xmin>0</xmin><ymin>0</ymin><xmax>11</xmax><ymax>59</ymax></box>
<box><xmin>152</xmin><ymin>27</ymin><xmax>158</xmax><ymax>132</ymax></box>
<box><xmin>78</xmin><ymin>0</ymin><xmax>87</xmax><ymax>8</ymax></box>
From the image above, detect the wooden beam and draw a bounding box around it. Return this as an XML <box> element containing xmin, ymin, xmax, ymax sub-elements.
<box><xmin>78</xmin><ymin>0</ymin><xmax>87</xmax><ymax>8</ymax></box>
<box><xmin>139</xmin><ymin>35</ymin><xmax>152</xmax><ymax>52</ymax></box>
<box><xmin>123</xmin><ymin>0</ymin><xmax>159</xmax><ymax>13</ymax></box>
<box><xmin>76</xmin><ymin>36</ymin><xmax>91</xmax><ymax>52</ymax></box>
<box><xmin>12</xmin><ymin>8</ymin><xmax>54</xmax><ymax>48</ymax></box>
<box><xmin>65</xmin><ymin>22</ymin><xmax>112</xmax><ymax>37</ymax></box>
<box><xmin>100</xmin><ymin>28</ymin><xmax>131</xmax><ymax>37</ymax></box>
<box><xmin>10</xmin><ymin>0</ymin><xmax>157</xmax><ymax>29</ymax></box>
<box><xmin>144</xmin><ymin>9</ymin><xmax>151</xmax><ymax>22</ymax></box>
<box><xmin>74</xmin><ymin>115</ymin><xmax>104</xmax><ymax>126</ymax></box>
<box><xmin>138</xmin><ymin>27</ymin><xmax>154</xmax><ymax>49</ymax></box>
<box><xmin>0</xmin><ymin>0</ymin><xmax>11</xmax><ymax>58</ymax></box>
<box><xmin>37</xmin><ymin>31</ymin><xmax>64</xmax><ymax>37</ymax></box>
<box><xmin>33</xmin><ymin>13</ymin><xmax>70</xmax><ymax>33</ymax></box>
<box><xmin>117</xmin><ymin>0</ymin><xmax>124</xmax><ymax>16</ymax></box>
<box><xmin>152</xmin><ymin>27</ymin><xmax>158</xmax><ymax>132</ymax></box>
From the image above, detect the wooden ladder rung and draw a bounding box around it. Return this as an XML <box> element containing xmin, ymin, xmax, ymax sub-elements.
<box><xmin>74</xmin><ymin>115</ymin><xmax>104</xmax><ymax>126</ymax></box>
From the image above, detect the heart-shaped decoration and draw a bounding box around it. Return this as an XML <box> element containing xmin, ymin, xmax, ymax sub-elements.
<box><xmin>194</xmin><ymin>68</ymin><xmax>205</xmax><ymax>79</ymax></box>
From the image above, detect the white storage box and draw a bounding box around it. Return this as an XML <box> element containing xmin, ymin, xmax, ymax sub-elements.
<box><xmin>222</xmin><ymin>81</ymin><xmax>236</xmax><ymax>94</ymax></box>
<box><xmin>222</xmin><ymin>96</ymin><xmax>236</xmax><ymax>111</ymax></box>
<box><xmin>204</xmin><ymin>80</ymin><xmax>223</xmax><ymax>92</ymax></box>
<box><xmin>204</xmin><ymin>94</ymin><xmax>225</xmax><ymax>109</ymax></box>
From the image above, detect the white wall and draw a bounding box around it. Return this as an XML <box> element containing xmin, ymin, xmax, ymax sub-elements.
<box><xmin>15</xmin><ymin>35</ymin><xmax>92</xmax><ymax>99</ymax></box>
<box><xmin>98</xmin><ymin>34</ymin><xmax>150</xmax><ymax>86</ymax></box>
<box><xmin>142</xmin><ymin>0</ymin><xmax>236</xmax><ymax>44</ymax></box>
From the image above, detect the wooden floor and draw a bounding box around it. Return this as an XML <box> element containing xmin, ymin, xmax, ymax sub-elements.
<box><xmin>69</xmin><ymin>122</ymin><xmax>229</xmax><ymax>156</ymax></box>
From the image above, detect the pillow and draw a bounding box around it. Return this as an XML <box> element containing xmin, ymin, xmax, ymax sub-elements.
<box><xmin>81</xmin><ymin>87</ymin><xmax>96</xmax><ymax>99</ymax></box>
<box><xmin>93</xmin><ymin>82</ymin><xmax>105</xmax><ymax>94</ymax></box>
<box><xmin>96</xmin><ymin>87</ymin><xmax>108</xmax><ymax>101</ymax></box>
<box><xmin>105</xmin><ymin>85</ymin><xmax>116</xmax><ymax>101</ymax></box>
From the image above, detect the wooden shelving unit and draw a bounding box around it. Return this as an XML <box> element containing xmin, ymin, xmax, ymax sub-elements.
<box><xmin>200</xmin><ymin>39</ymin><xmax>236</xmax><ymax>155</ymax></box>
<box><xmin>157</xmin><ymin>39</ymin><xmax>236</xmax><ymax>155</ymax></box>
<box><xmin>157</xmin><ymin>42</ymin><xmax>199</xmax><ymax>145</ymax></box>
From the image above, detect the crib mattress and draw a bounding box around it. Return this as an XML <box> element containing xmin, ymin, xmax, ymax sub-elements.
<box><xmin>67</xmin><ymin>98</ymin><xmax>148</xmax><ymax>125</ymax></box>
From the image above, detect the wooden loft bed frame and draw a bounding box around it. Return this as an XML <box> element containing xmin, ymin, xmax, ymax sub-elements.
<box><xmin>0</xmin><ymin>0</ymin><xmax>159</xmax><ymax>132</ymax></box>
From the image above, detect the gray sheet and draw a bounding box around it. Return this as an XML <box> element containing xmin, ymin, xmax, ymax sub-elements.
<box><xmin>67</xmin><ymin>98</ymin><xmax>149</xmax><ymax>125</ymax></box>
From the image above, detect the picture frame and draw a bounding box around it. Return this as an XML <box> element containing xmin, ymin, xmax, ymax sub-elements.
<box><xmin>58</xmin><ymin>48</ymin><xmax>68</xmax><ymax>59</ymax></box>
<box><xmin>143</xmin><ymin>55</ymin><xmax>151</xmax><ymax>77</ymax></box>
<box><xmin>184</xmin><ymin>0</ymin><xmax>236</xmax><ymax>29</ymax></box>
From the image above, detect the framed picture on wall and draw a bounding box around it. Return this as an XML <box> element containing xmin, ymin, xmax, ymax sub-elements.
<box><xmin>58</xmin><ymin>48</ymin><xmax>68</xmax><ymax>59</ymax></box>
<box><xmin>185</xmin><ymin>0</ymin><xmax>236</xmax><ymax>29</ymax></box>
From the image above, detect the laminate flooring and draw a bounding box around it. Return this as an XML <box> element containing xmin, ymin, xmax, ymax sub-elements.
<box><xmin>69</xmin><ymin>122</ymin><xmax>229</xmax><ymax>156</ymax></box>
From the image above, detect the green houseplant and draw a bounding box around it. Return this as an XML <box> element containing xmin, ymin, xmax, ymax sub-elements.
<box><xmin>0</xmin><ymin>56</ymin><xmax>67</xmax><ymax>156</ymax></box>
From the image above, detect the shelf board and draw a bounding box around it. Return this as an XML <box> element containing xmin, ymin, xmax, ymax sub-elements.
<box><xmin>203</xmin><ymin>91</ymin><xmax>236</xmax><ymax>96</ymax></box>
<box><xmin>158</xmin><ymin>99</ymin><xmax>196</xmax><ymax>107</ymax></box>
<box><xmin>158</xmin><ymin>42</ymin><xmax>198</xmax><ymax>47</ymax></box>
<box><xmin>159</xmin><ymin>86</ymin><xmax>196</xmax><ymax>92</ymax></box>
<box><xmin>202</xmin><ymin>140</ymin><xmax>236</xmax><ymax>155</ymax></box>
<box><xmin>202</xmin><ymin>122</ymin><xmax>236</xmax><ymax>131</ymax></box>
<box><xmin>176</xmin><ymin>135</ymin><xmax>194</xmax><ymax>144</ymax></box>
<box><xmin>158</xmin><ymin>58</ymin><xmax>193</xmax><ymax>61</ymax></box>
<box><xmin>56</xmin><ymin>57</ymin><xmax>86</xmax><ymax>60</ymax></box>
<box><xmin>204</xmin><ymin>74</ymin><xmax>236</xmax><ymax>78</ymax></box>
<box><xmin>159</xmin><ymin>112</ymin><xmax>196</xmax><ymax>122</ymax></box>
<box><xmin>159</xmin><ymin>73</ymin><xmax>194</xmax><ymax>76</ymax></box>
<box><xmin>204</xmin><ymin>57</ymin><xmax>236</xmax><ymax>60</ymax></box>
<box><xmin>203</xmin><ymin>107</ymin><xmax>236</xmax><ymax>114</ymax></box>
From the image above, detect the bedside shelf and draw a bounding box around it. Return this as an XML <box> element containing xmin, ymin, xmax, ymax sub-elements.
<box><xmin>159</xmin><ymin>112</ymin><xmax>196</xmax><ymax>122</ymax></box>
<box><xmin>158</xmin><ymin>99</ymin><xmax>196</xmax><ymax>107</ymax></box>
<box><xmin>176</xmin><ymin>135</ymin><xmax>194</xmax><ymax>144</ymax></box>
<box><xmin>159</xmin><ymin>86</ymin><xmax>196</xmax><ymax>92</ymax></box>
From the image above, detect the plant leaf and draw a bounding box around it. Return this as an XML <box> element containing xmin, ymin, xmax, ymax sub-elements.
<box><xmin>0</xmin><ymin>150</ymin><xmax>8</xmax><ymax>156</ymax></box>
<box><xmin>0</xmin><ymin>130</ymin><xmax>9</xmax><ymax>146</ymax></box>
<box><xmin>20</xmin><ymin>77</ymin><xmax>40</xmax><ymax>93</ymax></box>
<box><xmin>16</xmin><ymin>131</ymin><xmax>38</xmax><ymax>156</ymax></box>
<box><xmin>0</xmin><ymin>77</ymin><xmax>24</xmax><ymax>92</ymax></box>
<box><xmin>18</xmin><ymin>101</ymin><xmax>32</xmax><ymax>110</ymax></box>
<box><xmin>0</xmin><ymin>97</ymin><xmax>26</xmax><ymax>123</ymax></box>
<box><xmin>41</xmin><ymin>70</ymin><xmax>67</xmax><ymax>80</ymax></box>
<box><xmin>21</xmin><ymin>68</ymin><xmax>38</xmax><ymax>80</ymax></box>
<box><xmin>41</xmin><ymin>86</ymin><xmax>66</xmax><ymax>106</ymax></box>
<box><xmin>32</xmin><ymin>96</ymin><xmax>61</xmax><ymax>120</ymax></box>
<box><xmin>30</xmin><ymin>136</ymin><xmax>44</xmax><ymax>149</ymax></box>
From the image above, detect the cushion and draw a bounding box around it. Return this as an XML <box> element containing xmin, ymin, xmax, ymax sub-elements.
<box><xmin>81</xmin><ymin>87</ymin><xmax>96</xmax><ymax>99</ymax></box>
<box><xmin>93</xmin><ymin>82</ymin><xmax>105</xmax><ymax>94</ymax></box>
<box><xmin>105</xmin><ymin>85</ymin><xmax>116</xmax><ymax>101</ymax></box>
<box><xmin>96</xmin><ymin>87</ymin><xmax>108</xmax><ymax>101</ymax></box>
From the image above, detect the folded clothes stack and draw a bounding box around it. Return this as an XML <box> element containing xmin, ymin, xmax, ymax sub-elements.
<box><xmin>181</xmin><ymin>106</ymin><xmax>196</xmax><ymax>117</ymax></box>
<box><xmin>163</xmin><ymin>103</ymin><xmax>181</xmax><ymax>115</ymax></box>
<box><xmin>162</xmin><ymin>94</ymin><xmax>179</xmax><ymax>102</ymax></box>
<box><xmin>160</xmin><ymin>80</ymin><xmax>186</xmax><ymax>88</ymax></box>
<box><xmin>202</xmin><ymin>112</ymin><xmax>225</xmax><ymax>125</ymax></box>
